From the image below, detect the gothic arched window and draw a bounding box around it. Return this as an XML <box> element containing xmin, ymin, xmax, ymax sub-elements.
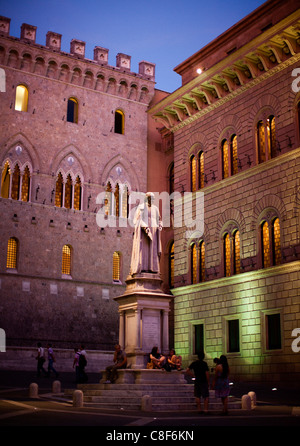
<box><xmin>11</xmin><ymin>164</ymin><xmax>20</xmax><ymax>200</ymax></box>
<box><xmin>198</xmin><ymin>240</ymin><xmax>205</xmax><ymax>283</ymax></box>
<box><xmin>64</xmin><ymin>174</ymin><xmax>73</xmax><ymax>209</ymax></box>
<box><xmin>55</xmin><ymin>173</ymin><xmax>63</xmax><ymax>208</ymax></box>
<box><xmin>21</xmin><ymin>166</ymin><xmax>30</xmax><ymax>202</ymax></box>
<box><xmin>1</xmin><ymin>161</ymin><xmax>10</xmax><ymax>198</ymax></box>
<box><xmin>198</xmin><ymin>152</ymin><xmax>204</xmax><ymax>189</ymax></box>
<box><xmin>191</xmin><ymin>243</ymin><xmax>197</xmax><ymax>284</ymax></box>
<box><xmin>74</xmin><ymin>176</ymin><xmax>82</xmax><ymax>211</ymax></box>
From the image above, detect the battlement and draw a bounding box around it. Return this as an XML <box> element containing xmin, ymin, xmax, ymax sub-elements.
<box><xmin>0</xmin><ymin>15</ymin><xmax>155</xmax><ymax>81</ymax></box>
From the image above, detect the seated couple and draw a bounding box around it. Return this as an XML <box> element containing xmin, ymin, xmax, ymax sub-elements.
<box><xmin>148</xmin><ymin>347</ymin><xmax>182</xmax><ymax>371</ymax></box>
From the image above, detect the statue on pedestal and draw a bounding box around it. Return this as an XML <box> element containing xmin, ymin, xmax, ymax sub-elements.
<box><xmin>130</xmin><ymin>192</ymin><xmax>162</xmax><ymax>276</ymax></box>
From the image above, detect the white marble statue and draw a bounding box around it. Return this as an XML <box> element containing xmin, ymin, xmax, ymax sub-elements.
<box><xmin>130</xmin><ymin>192</ymin><xmax>162</xmax><ymax>275</ymax></box>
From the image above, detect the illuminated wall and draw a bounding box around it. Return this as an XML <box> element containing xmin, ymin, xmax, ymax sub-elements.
<box><xmin>148</xmin><ymin>1</ymin><xmax>300</xmax><ymax>382</ymax></box>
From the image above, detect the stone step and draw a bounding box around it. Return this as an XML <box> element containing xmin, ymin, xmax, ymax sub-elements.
<box><xmin>65</xmin><ymin>384</ymin><xmax>241</xmax><ymax>411</ymax></box>
<box><xmin>81</xmin><ymin>397</ymin><xmax>241</xmax><ymax>412</ymax></box>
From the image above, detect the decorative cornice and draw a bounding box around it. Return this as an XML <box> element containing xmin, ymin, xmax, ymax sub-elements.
<box><xmin>149</xmin><ymin>12</ymin><xmax>300</xmax><ymax>131</ymax></box>
<box><xmin>171</xmin><ymin>260</ymin><xmax>300</xmax><ymax>296</ymax></box>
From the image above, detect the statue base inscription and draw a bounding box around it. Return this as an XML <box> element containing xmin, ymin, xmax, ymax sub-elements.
<box><xmin>114</xmin><ymin>273</ymin><xmax>173</xmax><ymax>369</ymax></box>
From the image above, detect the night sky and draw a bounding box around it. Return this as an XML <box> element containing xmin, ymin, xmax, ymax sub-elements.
<box><xmin>1</xmin><ymin>0</ymin><xmax>266</xmax><ymax>92</ymax></box>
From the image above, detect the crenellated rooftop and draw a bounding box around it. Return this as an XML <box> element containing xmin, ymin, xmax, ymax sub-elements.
<box><xmin>0</xmin><ymin>15</ymin><xmax>156</xmax><ymax>88</ymax></box>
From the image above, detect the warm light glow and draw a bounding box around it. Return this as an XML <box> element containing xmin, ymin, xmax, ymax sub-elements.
<box><xmin>7</xmin><ymin>237</ymin><xmax>18</xmax><ymax>269</ymax></box>
<box><xmin>196</xmin><ymin>68</ymin><xmax>202</xmax><ymax>74</ymax></box>
<box><xmin>62</xmin><ymin>244</ymin><xmax>71</xmax><ymax>275</ymax></box>
<box><xmin>113</xmin><ymin>251</ymin><xmax>120</xmax><ymax>281</ymax></box>
<box><xmin>15</xmin><ymin>85</ymin><xmax>28</xmax><ymax>112</ymax></box>
<box><xmin>6</xmin><ymin>237</ymin><xmax>18</xmax><ymax>269</ymax></box>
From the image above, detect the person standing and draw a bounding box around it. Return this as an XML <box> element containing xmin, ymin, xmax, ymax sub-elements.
<box><xmin>78</xmin><ymin>345</ymin><xmax>88</xmax><ymax>383</ymax></box>
<box><xmin>73</xmin><ymin>348</ymin><xmax>81</xmax><ymax>383</ymax></box>
<box><xmin>186</xmin><ymin>351</ymin><xmax>210</xmax><ymax>414</ymax></box>
<box><xmin>212</xmin><ymin>354</ymin><xmax>230</xmax><ymax>415</ymax></box>
<box><xmin>47</xmin><ymin>343</ymin><xmax>59</xmax><ymax>379</ymax></box>
<box><xmin>36</xmin><ymin>342</ymin><xmax>47</xmax><ymax>377</ymax></box>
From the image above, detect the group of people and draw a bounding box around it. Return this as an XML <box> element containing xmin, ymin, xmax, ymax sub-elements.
<box><xmin>186</xmin><ymin>352</ymin><xmax>230</xmax><ymax>415</ymax></box>
<box><xmin>148</xmin><ymin>346</ymin><xmax>182</xmax><ymax>371</ymax></box>
<box><xmin>36</xmin><ymin>342</ymin><xmax>59</xmax><ymax>379</ymax></box>
<box><xmin>36</xmin><ymin>342</ymin><xmax>88</xmax><ymax>384</ymax></box>
<box><xmin>38</xmin><ymin>342</ymin><xmax>230</xmax><ymax>414</ymax></box>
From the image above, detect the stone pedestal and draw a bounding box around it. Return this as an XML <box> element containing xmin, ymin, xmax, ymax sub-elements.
<box><xmin>114</xmin><ymin>273</ymin><xmax>173</xmax><ymax>369</ymax></box>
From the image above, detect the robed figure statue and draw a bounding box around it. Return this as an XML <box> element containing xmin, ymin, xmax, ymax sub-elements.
<box><xmin>130</xmin><ymin>192</ymin><xmax>162</xmax><ymax>275</ymax></box>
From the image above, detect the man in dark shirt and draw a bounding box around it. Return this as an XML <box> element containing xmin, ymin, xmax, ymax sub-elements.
<box><xmin>186</xmin><ymin>351</ymin><xmax>210</xmax><ymax>414</ymax></box>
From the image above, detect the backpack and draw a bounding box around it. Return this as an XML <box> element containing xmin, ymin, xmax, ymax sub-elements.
<box><xmin>79</xmin><ymin>353</ymin><xmax>87</xmax><ymax>368</ymax></box>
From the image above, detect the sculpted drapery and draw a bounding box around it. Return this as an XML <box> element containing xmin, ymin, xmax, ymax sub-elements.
<box><xmin>130</xmin><ymin>193</ymin><xmax>162</xmax><ymax>275</ymax></box>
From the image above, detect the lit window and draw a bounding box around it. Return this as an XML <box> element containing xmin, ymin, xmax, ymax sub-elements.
<box><xmin>67</xmin><ymin>97</ymin><xmax>78</xmax><ymax>123</ymax></box>
<box><xmin>113</xmin><ymin>251</ymin><xmax>120</xmax><ymax>281</ymax></box>
<box><xmin>121</xmin><ymin>185</ymin><xmax>129</xmax><ymax>218</ymax></box>
<box><xmin>224</xmin><ymin>233</ymin><xmax>231</xmax><ymax>277</ymax></box>
<box><xmin>7</xmin><ymin>237</ymin><xmax>18</xmax><ymax>269</ymax></box>
<box><xmin>233</xmin><ymin>230</ymin><xmax>240</xmax><ymax>274</ymax></box>
<box><xmin>261</xmin><ymin>221</ymin><xmax>270</xmax><ymax>268</ymax></box>
<box><xmin>62</xmin><ymin>245</ymin><xmax>71</xmax><ymax>275</ymax></box>
<box><xmin>74</xmin><ymin>176</ymin><xmax>82</xmax><ymax>211</ymax></box>
<box><xmin>114</xmin><ymin>183</ymin><xmax>120</xmax><ymax>217</ymax></box>
<box><xmin>11</xmin><ymin>164</ymin><xmax>20</xmax><ymax>200</ymax></box>
<box><xmin>1</xmin><ymin>161</ymin><xmax>11</xmax><ymax>198</ymax></box>
<box><xmin>21</xmin><ymin>166</ymin><xmax>30</xmax><ymax>202</ymax></box>
<box><xmin>105</xmin><ymin>182</ymin><xmax>112</xmax><ymax>215</ymax></box>
<box><xmin>114</xmin><ymin>109</ymin><xmax>124</xmax><ymax>134</ymax></box>
<box><xmin>64</xmin><ymin>174</ymin><xmax>72</xmax><ymax>209</ymax></box>
<box><xmin>55</xmin><ymin>173</ymin><xmax>63</xmax><ymax>207</ymax></box>
<box><xmin>257</xmin><ymin>116</ymin><xmax>276</xmax><ymax>163</ymax></box>
<box><xmin>198</xmin><ymin>152</ymin><xmax>204</xmax><ymax>189</ymax></box>
<box><xmin>257</xmin><ymin>120</ymin><xmax>266</xmax><ymax>163</ymax></box>
<box><xmin>190</xmin><ymin>155</ymin><xmax>196</xmax><ymax>192</ymax></box>
<box><xmin>272</xmin><ymin>218</ymin><xmax>281</xmax><ymax>265</ymax></box>
<box><xmin>260</xmin><ymin>216</ymin><xmax>281</xmax><ymax>269</ymax></box>
<box><xmin>222</xmin><ymin>140</ymin><xmax>229</xmax><ymax>179</ymax></box>
<box><xmin>191</xmin><ymin>243</ymin><xmax>197</xmax><ymax>284</ymax></box>
<box><xmin>267</xmin><ymin>115</ymin><xmax>276</xmax><ymax>159</ymax></box>
<box><xmin>15</xmin><ymin>85</ymin><xmax>28</xmax><ymax>112</ymax></box>
<box><xmin>199</xmin><ymin>240</ymin><xmax>205</xmax><ymax>282</ymax></box>
<box><xmin>231</xmin><ymin>135</ymin><xmax>238</xmax><ymax>175</ymax></box>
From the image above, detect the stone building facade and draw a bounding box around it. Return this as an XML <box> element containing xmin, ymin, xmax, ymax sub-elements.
<box><xmin>1</xmin><ymin>0</ymin><xmax>300</xmax><ymax>384</ymax></box>
<box><xmin>149</xmin><ymin>0</ymin><xmax>300</xmax><ymax>382</ymax></box>
<box><xmin>0</xmin><ymin>16</ymin><xmax>157</xmax><ymax>349</ymax></box>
